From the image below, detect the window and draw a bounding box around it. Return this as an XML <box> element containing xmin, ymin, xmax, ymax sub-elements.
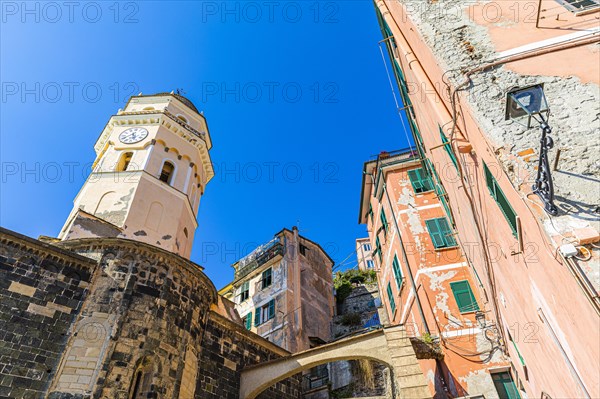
<box><xmin>299</xmin><ymin>244</ymin><xmax>308</xmax><ymax>256</ymax></box>
<box><xmin>261</xmin><ymin>268</ymin><xmax>272</xmax><ymax>289</ymax></box>
<box><xmin>380</xmin><ymin>209</ymin><xmax>389</xmax><ymax>236</ymax></box>
<box><xmin>408</xmin><ymin>168</ymin><xmax>434</xmax><ymax>193</ymax></box>
<box><xmin>244</xmin><ymin>312</ymin><xmax>252</xmax><ymax>330</ymax></box>
<box><xmin>368</xmin><ymin>204</ymin><xmax>374</xmax><ymax>222</ymax></box>
<box><xmin>239</xmin><ymin>281</ymin><xmax>249</xmax><ymax>302</ymax></box>
<box><xmin>392</xmin><ymin>255</ymin><xmax>403</xmax><ymax>289</ymax></box>
<box><xmin>386</xmin><ymin>282</ymin><xmax>396</xmax><ymax>315</ymax></box>
<box><xmin>177</xmin><ymin>115</ymin><xmax>188</xmax><ymax>123</ymax></box>
<box><xmin>374</xmin><ymin>237</ymin><xmax>382</xmax><ymax>263</ymax></box>
<box><xmin>159</xmin><ymin>161</ymin><xmax>175</xmax><ymax>184</ymax></box>
<box><xmin>492</xmin><ymin>371</ymin><xmax>521</xmax><ymax>399</ymax></box>
<box><xmin>556</xmin><ymin>0</ymin><xmax>599</xmax><ymax>14</ymax></box>
<box><xmin>117</xmin><ymin>152</ymin><xmax>133</xmax><ymax>172</ymax></box>
<box><xmin>366</xmin><ymin>260</ymin><xmax>374</xmax><ymax>269</ymax></box>
<box><xmin>425</xmin><ymin>217</ymin><xmax>457</xmax><ymax>249</ymax></box>
<box><xmin>363</xmin><ymin>243</ymin><xmax>371</xmax><ymax>251</ymax></box>
<box><xmin>484</xmin><ymin>162</ymin><xmax>518</xmax><ymax>236</ymax></box>
<box><xmin>254</xmin><ymin>299</ymin><xmax>275</xmax><ymax>326</ymax></box>
<box><xmin>440</xmin><ymin>127</ymin><xmax>458</xmax><ymax>170</ymax></box>
<box><xmin>450</xmin><ymin>280</ymin><xmax>479</xmax><ymax>313</ymax></box>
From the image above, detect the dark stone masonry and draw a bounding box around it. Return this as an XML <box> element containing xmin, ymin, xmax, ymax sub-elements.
<box><xmin>0</xmin><ymin>227</ymin><xmax>301</xmax><ymax>399</ymax></box>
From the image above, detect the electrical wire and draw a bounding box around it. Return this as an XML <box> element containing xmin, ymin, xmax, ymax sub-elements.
<box><xmin>378</xmin><ymin>42</ymin><xmax>413</xmax><ymax>148</ymax></box>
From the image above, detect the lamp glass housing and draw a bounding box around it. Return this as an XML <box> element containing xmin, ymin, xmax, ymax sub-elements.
<box><xmin>505</xmin><ymin>84</ymin><xmax>549</xmax><ymax>128</ymax></box>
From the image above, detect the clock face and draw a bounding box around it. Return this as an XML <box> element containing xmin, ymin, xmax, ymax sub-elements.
<box><xmin>119</xmin><ymin>127</ymin><xmax>148</xmax><ymax>144</ymax></box>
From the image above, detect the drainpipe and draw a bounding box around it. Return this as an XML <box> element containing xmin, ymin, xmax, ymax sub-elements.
<box><xmin>375</xmin><ymin>173</ymin><xmax>430</xmax><ymax>336</ymax></box>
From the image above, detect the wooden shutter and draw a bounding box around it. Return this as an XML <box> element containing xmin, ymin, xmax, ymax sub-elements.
<box><xmin>254</xmin><ymin>307</ymin><xmax>261</xmax><ymax>326</ymax></box>
<box><xmin>425</xmin><ymin>219</ymin><xmax>446</xmax><ymax>248</ymax></box>
<box><xmin>450</xmin><ymin>280</ymin><xmax>479</xmax><ymax>313</ymax></box>
<box><xmin>245</xmin><ymin>313</ymin><xmax>252</xmax><ymax>329</ymax></box>
<box><xmin>437</xmin><ymin>217</ymin><xmax>456</xmax><ymax>247</ymax></box>
<box><xmin>386</xmin><ymin>282</ymin><xmax>396</xmax><ymax>314</ymax></box>
<box><xmin>268</xmin><ymin>299</ymin><xmax>275</xmax><ymax>320</ymax></box>
<box><xmin>392</xmin><ymin>255</ymin><xmax>402</xmax><ymax>289</ymax></box>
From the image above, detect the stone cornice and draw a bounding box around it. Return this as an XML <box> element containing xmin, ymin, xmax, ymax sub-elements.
<box><xmin>93</xmin><ymin>111</ymin><xmax>214</xmax><ymax>183</ymax></box>
<box><xmin>208</xmin><ymin>310</ymin><xmax>290</xmax><ymax>357</ymax></box>
<box><xmin>0</xmin><ymin>227</ymin><xmax>97</xmax><ymax>270</ymax></box>
<box><xmin>56</xmin><ymin>237</ymin><xmax>218</xmax><ymax>305</ymax></box>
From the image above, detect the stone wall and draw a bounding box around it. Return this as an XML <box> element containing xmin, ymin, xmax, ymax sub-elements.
<box><xmin>0</xmin><ymin>230</ymin><xmax>303</xmax><ymax>399</ymax></box>
<box><xmin>198</xmin><ymin>312</ymin><xmax>301</xmax><ymax>399</ymax></box>
<box><xmin>0</xmin><ymin>228</ymin><xmax>96</xmax><ymax>399</ymax></box>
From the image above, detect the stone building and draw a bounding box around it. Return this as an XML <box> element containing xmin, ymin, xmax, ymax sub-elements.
<box><xmin>219</xmin><ymin>228</ymin><xmax>335</xmax><ymax>354</ymax></box>
<box><xmin>355</xmin><ymin>238</ymin><xmax>375</xmax><ymax>271</ymax></box>
<box><xmin>0</xmin><ymin>93</ymin><xmax>302</xmax><ymax>399</ymax></box>
<box><xmin>369</xmin><ymin>1</ymin><xmax>600</xmax><ymax>398</ymax></box>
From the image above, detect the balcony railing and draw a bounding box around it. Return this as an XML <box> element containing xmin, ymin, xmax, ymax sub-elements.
<box><xmin>235</xmin><ymin>237</ymin><xmax>284</xmax><ymax>280</ymax></box>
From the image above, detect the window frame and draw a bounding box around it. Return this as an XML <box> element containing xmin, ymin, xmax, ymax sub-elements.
<box><xmin>255</xmin><ymin>299</ymin><xmax>275</xmax><ymax>326</ymax></box>
<box><xmin>407</xmin><ymin>167</ymin><xmax>434</xmax><ymax>194</ymax></box>
<box><xmin>392</xmin><ymin>254</ymin><xmax>403</xmax><ymax>290</ymax></box>
<box><xmin>386</xmin><ymin>282</ymin><xmax>396</xmax><ymax>316</ymax></box>
<box><xmin>261</xmin><ymin>268</ymin><xmax>273</xmax><ymax>289</ymax></box>
<box><xmin>366</xmin><ymin>259</ymin><xmax>375</xmax><ymax>269</ymax></box>
<box><xmin>449</xmin><ymin>280</ymin><xmax>480</xmax><ymax>314</ymax></box>
<box><xmin>159</xmin><ymin>160</ymin><xmax>177</xmax><ymax>185</ymax></box>
<box><xmin>483</xmin><ymin>162</ymin><xmax>518</xmax><ymax>236</ymax></box>
<box><xmin>374</xmin><ymin>236</ymin><xmax>382</xmax><ymax>263</ymax></box>
<box><xmin>425</xmin><ymin>217</ymin><xmax>457</xmax><ymax>249</ymax></box>
<box><xmin>244</xmin><ymin>312</ymin><xmax>252</xmax><ymax>330</ymax></box>
<box><xmin>380</xmin><ymin>209</ymin><xmax>389</xmax><ymax>236</ymax></box>
<box><xmin>239</xmin><ymin>281</ymin><xmax>250</xmax><ymax>302</ymax></box>
<box><xmin>439</xmin><ymin>127</ymin><xmax>458</xmax><ymax>171</ymax></box>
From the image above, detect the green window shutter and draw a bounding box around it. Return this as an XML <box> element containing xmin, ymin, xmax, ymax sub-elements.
<box><xmin>380</xmin><ymin>209</ymin><xmax>389</xmax><ymax>234</ymax></box>
<box><xmin>408</xmin><ymin>168</ymin><xmax>433</xmax><ymax>193</ymax></box>
<box><xmin>437</xmin><ymin>217</ymin><xmax>456</xmax><ymax>247</ymax></box>
<box><xmin>425</xmin><ymin>219</ymin><xmax>446</xmax><ymax>248</ymax></box>
<box><xmin>254</xmin><ymin>308</ymin><xmax>261</xmax><ymax>326</ymax></box>
<box><xmin>368</xmin><ymin>204</ymin><xmax>374</xmax><ymax>222</ymax></box>
<box><xmin>492</xmin><ymin>372</ymin><xmax>522</xmax><ymax>399</ymax></box>
<box><xmin>450</xmin><ymin>280</ymin><xmax>479</xmax><ymax>313</ymax></box>
<box><xmin>392</xmin><ymin>255</ymin><xmax>402</xmax><ymax>289</ymax></box>
<box><xmin>268</xmin><ymin>299</ymin><xmax>275</xmax><ymax>319</ymax></box>
<box><xmin>483</xmin><ymin>162</ymin><xmax>518</xmax><ymax>236</ymax></box>
<box><xmin>425</xmin><ymin>218</ymin><xmax>455</xmax><ymax>248</ymax></box>
<box><xmin>386</xmin><ymin>282</ymin><xmax>396</xmax><ymax>314</ymax></box>
<box><xmin>375</xmin><ymin>237</ymin><xmax>382</xmax><ymax>262</ymax></box>
<box><xmin>245</xmin><ymin>313</ymin><xmax>252</xmax><ymax>329</ymax></box>
<box><xmin>439</xmin><ymin>127</ymin><xmax>458</xmax><ymax>170</ymax></box>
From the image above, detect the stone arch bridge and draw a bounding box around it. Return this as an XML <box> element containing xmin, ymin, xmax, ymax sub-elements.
<box><xmin>240</xmin><ymin>325</ymin><xmax>432</xmax><ymax>399</ymax></box>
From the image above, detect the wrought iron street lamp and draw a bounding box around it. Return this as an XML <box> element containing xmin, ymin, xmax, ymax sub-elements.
<box><xmin>505</xmin><ymin>84</ymin><xmax>559</xmax><ymax>216</ymax></box>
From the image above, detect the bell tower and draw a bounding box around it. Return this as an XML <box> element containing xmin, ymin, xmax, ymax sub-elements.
<box><xmin>58</xmin><ymin>92</ymin><xmax>214</xmax><ymax>258</ymax></box>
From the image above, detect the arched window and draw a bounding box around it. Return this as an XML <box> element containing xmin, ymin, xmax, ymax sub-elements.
<box><xmin>176</xmin><ymin>115</ymin><xmax>188</xmax><ymax>123</ymax></box>
<box><xmin>117</xmin><ymin>152</ymin><xmax>133</xmax><ymax>172</ymax></box>
<box><xmin>128</xmin><ymin>358</ymin><xmax>154</xmax><ymax>399</ymax></box>
<box><xmin>143</xmin><ymin>106</ymin><xmax>155</xmax><ymax>111</ymax></box>
<box><xmin>159</xmin><ymin>161</ymin><xmax>175</xmax><ymax>184</ymax></box>
<box><xmin>183</xmin><ymin>227</ymin><xmax>188</xmax><ymax>238</ymax></box>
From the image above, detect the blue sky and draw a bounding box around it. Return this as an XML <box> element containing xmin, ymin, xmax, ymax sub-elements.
<box><xmin>0</xmin><ymin>1</ymin><xmax>410</xmax><ymax>289</ymax></box>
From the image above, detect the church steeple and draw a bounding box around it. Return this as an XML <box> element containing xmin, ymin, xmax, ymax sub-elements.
<box><xmin>58</xmin><ymin>93</ymin><xmax>214</xmax><ymax>258</ymax></box>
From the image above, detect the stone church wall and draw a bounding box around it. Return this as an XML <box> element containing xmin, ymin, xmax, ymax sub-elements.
<box><xmin>0</xmin><ymin>229</ymin><xmax>302</xmax><ymax>399</ymax></box>
<box><xmin>0</xmin><ymin>228</ymin><xmax>96</xmax><ymax>399</ymax></box>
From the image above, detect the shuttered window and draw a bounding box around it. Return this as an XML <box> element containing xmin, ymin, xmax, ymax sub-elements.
<box><xmin>374</xmin><ymin>236</ymin><xmax>382</xmax><ymax>263</ymax></box>
<box><xmin>380</xmin><ymin>209</ymin><xmax>389</xmax><ymax>235</ymax></box>
<box><xmin>425</xmin><ymin>217</ymin><xmax>457</xmax><ymax>249</ymax></box>
<box><xmin>450</xmin><ymin>280</ymin><xmax>479</xmax><ymax>313</ymax></box>
<box><xmin>408</xmin><ymin>168</ymin><xmax>434</xmax><ymax>193</ymax></box>
<box><xmin>387</xmin><ymin>282</ymin><xmax>396</xmax><ymax>315</ymax></box>
<box><xmin>392</xmin><ymin>255</ymin><xmax>403</xmax><ymax>289</ymax></box>
<box><xmin>240</xmin><ymin>281</ymin><xmax>249</xmax><ymax>302</ymax></box>
<box><xmin>439</xmin><ymin>127</ymin><xmax>458</xmax><ymax>170</ymax></box>
<box><xmin>254</xmin><ymin>299</ymin><xmax>275</xmax><ymax>326</ymax></box>
<box><xmin>261</xmin><ymin>268</ymin><xmax>272</xmax><ymax>289</ymax></box>
<box><xmin>483</xmin><ymin>162</ymin><xmax>518</xmax><ymax>236</ymax></box>
<box><xmin>245</xmin><ymin>312</ymin><xmax>252</xmax><ymax>330</ymax></box>
<box><xmin>368</xmin><ymin>204</ymin><xmax>374</xmax><ymax>222</ymax></box>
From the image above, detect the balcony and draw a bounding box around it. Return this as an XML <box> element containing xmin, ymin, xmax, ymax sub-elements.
<box><xmin>234</xmin><ymin>237</ymin><xmax>284</xmax><ymax>280</ymax></box>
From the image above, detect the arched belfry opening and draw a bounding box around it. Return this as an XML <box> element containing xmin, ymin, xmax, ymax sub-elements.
<box><xmin>159</xmin><ymin>161</ymin><xmax>175</xmax><ymax>185</ymax></box>
<box><xmin>117</xmin><ymin>152</ymin><xmax>133</xmax><ymax>172</ymax></box>
<box><xmin>128</xmin><ymin>357</ymin><xmax>155</xmax><ymax>399</ymax></box>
